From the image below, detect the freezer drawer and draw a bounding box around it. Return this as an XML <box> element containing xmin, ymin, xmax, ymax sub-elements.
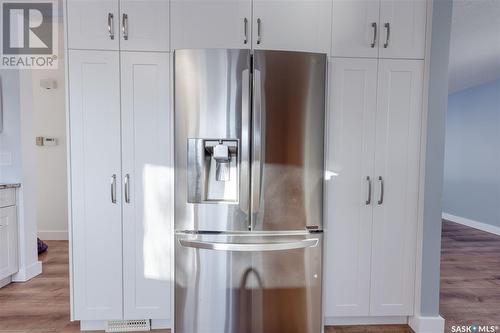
<box><xmin>175</xmin><ymin>232</ymin><xmax>323</xmax><ymax>333</ymax></box>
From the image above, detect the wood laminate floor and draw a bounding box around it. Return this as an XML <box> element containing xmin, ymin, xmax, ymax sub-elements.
<box><xmin>440</xmin><ymin>220</ymin><xmax>500</xmax><ymax>332</ymax></box>
<box><xmin>4</xmin><ymin>221</ymin><xmax>499</xmax><ymax>333</ymax></box>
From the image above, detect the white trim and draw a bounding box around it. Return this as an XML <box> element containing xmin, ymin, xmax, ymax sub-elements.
<box><xmin>38</xmin><ymin>230</ymin><xmax>69</xmax><ymax>240</ymax></box>
<box><xmin>442</xmin><ymin>213</ymin><xmax>500</xmax><ymax>236</ymax></box>
<box><xmin>80</xmin><ymin>320</ymin><xmax>106</xmax><ymax>331</ymax></box>
<box><xmin>151</xmin><ymin>319</ymin><xmax>171</xmax><ymax>329</ymax></box>
<box><xmin>0</xmin><ymin>276</ymin><xmax>12</xmax><ymax>288</ymax></box>
<box><xmin>12</xmin><ymin>261</ymin><xmax>42</xmax><ymax>282</ymax></box>
<box><xmin>409</xmin><ymin>315</ymin><xmax>445</xmax><ymax>333</ymax></box>
<box><xmin>324</xmin><ymin>316</ymin><xmax>407</xmax><ymax>326</ymax></box>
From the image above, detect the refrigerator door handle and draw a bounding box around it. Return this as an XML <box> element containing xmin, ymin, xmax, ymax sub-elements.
<box><xmin>179</xmin><ymin>238</ymin><xmax>319</xmax><ymax>252</ymax></box>
<box><xmin>240</xmin><ymin>68</ymin><xmax>251</xmax><ymax>218</ymax></box>
<box><xmin>251</xmin><ymin>68</ymin><xmax>263</xmax><ymax>229</ymax></box>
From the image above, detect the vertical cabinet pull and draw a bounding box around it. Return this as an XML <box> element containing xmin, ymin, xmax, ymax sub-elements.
<box><xmin>111</xmin><ymin>174</ymin><xmax>117</xmax><ymax>203</ymax></box>
<box><xmin>108</xmin><ymin>13</ymin><xmax>115</xmax><ymax>40</ymax></box>
<box><xmin>257</xmin><ymin>18</ymin><xmax>262</xmax><ymax>45</ymax></box>
<box><xmin>124</xmin><ymin>174</ymin><xmax>130</xmax><ymax>203</ymax></box>
<box><xmin>243</xmin><ymin>18</ymin><xmax>248</xmax><ymax>44</ymax></box>
<box><xmin>378</xmin><ymin>176</ymin><xmax>384</xmax><ymax>205</ymax></box>
<box><xmin>366</xmin><ymin>176</ymin><xmax>372</xmax><ymax>205</ymax></box>
<box><xmin>383</xmin><ymin>22</ymin><xmax>390</xmax><ymax>48</ymax></box>
<box><xmin>122</xmin><ymin>13</ymin><xmax>129</xmax><ymax>40</ymax></box>
<box><xmin>371</xmin><ymin>22</ymin><xmax>377</xmax><ymax>48</ymax></box>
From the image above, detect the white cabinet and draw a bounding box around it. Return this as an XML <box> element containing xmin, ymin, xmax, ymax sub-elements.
<box><xmin>370</xmin><ymin>59</ymin><xmax>423</xmax><ymax>315</ymax></box>
<box><xmin>69</xmin><ymin>50</ymin><xmax>172</xmax><ymax>322</ymax></box>
<box><xmin>67</xmin><ymin>0</ymin><xmax>169</xmax><ymax>51</ymax></box>
<box><xmin>171</xmin><ymin>0</ymin><xmax>252</xmax><ymax>50</ymax></box>
<box><xmin>325</xmin><ymin>58</ymin><xmax>423</xmax><ymax>317</ymax></box>
<box><xmin>332</xmin><ymin>0</ymin><xmax>426</xmax><ymax>59</ymax></box>
<box><xmin>252</xmin><ymin>0</ymin><xmax>333</xmax><ymax>53</ymax></box>
<box><xmin>324</xmin><ymin>58</ymin><xmax>377</xmax><ymax>317</ymax></box>
<box><xmin>69</xmin><ymin>50</ymin><xmax>123</xmax><ymax>319</ymax></box>
<box><xmin>121</xmin><ymin>52</ymin><xmax>172</xmax><ymax>319</ymax></box>
<box><xmin>0</xmin><ymin>189</ymin><xmax>18</xmax><ymax>284</ymax></box>
<box><xmin>67</xmin><ymin>0</ymin><xmax>120</xmax><ymax>50</ymax></box>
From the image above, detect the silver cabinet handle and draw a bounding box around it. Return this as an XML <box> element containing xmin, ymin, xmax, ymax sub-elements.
<box><xmin>371</xmin><ymin>22</ymin><xmax>377</xmax><ymax>48</ymax></box>
<box><xmin>124</xmin><ymin>174</ymin><xmax>130</xmax><ymax>203</ymax></box>
<box><xmin>366</xmin><ymin>176</ymin><xmax>372</xmax><ymax>205</ymax></box>
<box><xmin>108</xmin><ymin>13</ymin><xmax>115</xmax><ymax>40</ymax></box>
<box><xmin>243</xmin><ymin>17</ymin><xmax>248</xmax><ymax>44</ymax></box>
<box><xmin>122</xmin><ymin>13</ymin><xmax>128</xmax><ymax>40</ymax></box>
<box><xmin>111</xmin><ymin>174</ymin><xmax>117</xmax><ymax>203</ymax></box>
<box><xmin>257</xmin><ymin>18</ymin><xmax>262</xmax><ymax>45</ymax></box>
<box><xmin>378</xmin><ymin>176</ymin><xmax>384</xmax><ymax>205</ymax></box>
<box><xmin>383</xmin><ymin>22</ymin><xmax>390</xmax><ymax>48</ymax></box>
<box><xmin>179</xmin><ymin>238</ymin><xmax>319</xmax><ymax>252</ymax></box>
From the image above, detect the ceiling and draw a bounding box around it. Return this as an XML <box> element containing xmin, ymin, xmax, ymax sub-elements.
<box><xmin>448</xmin><ymin>0</ymin><xmax>500</xmax><ymax>93</ymax></box>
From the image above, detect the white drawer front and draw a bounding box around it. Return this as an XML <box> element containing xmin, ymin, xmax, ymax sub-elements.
<box><xmin>0</xmin><ymin>189</ymin><xmax>16</xmax><ymax>208</ymax></box>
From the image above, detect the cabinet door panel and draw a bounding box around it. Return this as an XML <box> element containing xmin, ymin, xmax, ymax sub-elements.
<box><xmin>171</xmin><ymin>0</ymin><xmax>251</xmax><ymax>49</ymax></box>
<box><xmin>332</xmin><ymin>0</ymin><xmax>379</xmax><ymax>58</ymax></box>
<box><xmin>253</xmin><ymin>0</ymin><xmax>332</xmax><ymax>53</ymax></box>
<box><xmin>121</xmin><ymin>52</ymin><xmax>172</xmax><ymax>320</ymax></box>
<box><xmin>120</xmin><ymin>0</ymin><xmax>170</xmax><ymax>51</ymax></box>
<box><xmin>371</xmin><ymin>59</ymin><xmax>423</xmax><ymax>316</ymax></box>
<box><xmin>0</xmin><ymin>206</ymin><xmax>18</xmax><ymax>280</ymax></box>
<box><xmin>69</xmin><ymin>50</ymin><xmax>123</xmax><ymax>320</ymax></box>
<box><xmin>67</xmin><ymin>0</ymin><xmax>119</xmax><ymax>50</ymax></box>
<box><xmin>324</xmin><ymin>58</ymin><xmax>378</xmax><ymax>317</ymax></box>
<box><xmin>378</xmin><ymin>0</ymin><xmax>426</xmax><ymax>59</ymax></box>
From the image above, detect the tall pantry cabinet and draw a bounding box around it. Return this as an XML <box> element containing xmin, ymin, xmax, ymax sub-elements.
<box><xmin>66</xmin><ymin>0</ymin><xmax>172</xmax><ymax>325</ymax></box>
<box><xmin>324</xmin><ymin>0</ymin><xmax>427</xmax><ymax>321</ymax></box>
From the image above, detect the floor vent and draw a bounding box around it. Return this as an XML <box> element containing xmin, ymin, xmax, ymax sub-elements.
<box><xmin>106</xmin><ymin>319</ymin><xmax>151</xmax><ymax>332</ymax></box>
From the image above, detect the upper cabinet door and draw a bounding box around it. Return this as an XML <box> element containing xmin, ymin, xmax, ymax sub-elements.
<box><xmin>370</xmin><ymin>59</ymin><xmax>423</xmax><ymax>316</ymax></box>
<box><xmin>253</xmin><ymin>0</ymin><xmax>332</xmax><ymax>53</ymax></box>
<box><xmin>121</xmin><ymin>51</ymin><xmax>172</xmax><ymax>320</ymax></box>
<box><xmin>332</xmin><ymin>0</ymin><xmax>380</xmax><ymax>58</ymax></box>
<box><xmin>67</xmin><ymin>0</ymin><xmax>119</xmax><ymax>50</ymax></box>
<box><xmin>378</xmin><ymin>0</ymin><xmax>427</xmax><ymax>59</ymax></box>
<box><xmin>171</xmin><ymin>0</ymin><xmax>252</xmax><ymax>49</ymax></box>
<box><xmin>120</xmin><ymin>0</ymin><xmax>170</xmax><ymax>51</ymax></box>
<box><xmin>324</xmin><ymin>58</ymin><xmax>378</xmax><ymax>317</ymax></box>
<box><xmin>69</xmin><ymin>50</ymin><xmax>123</xmax><ymax>320</ymax></box>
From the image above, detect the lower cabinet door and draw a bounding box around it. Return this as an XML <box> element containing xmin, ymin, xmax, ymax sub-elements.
<box><xmin>120</xmin><ymin>51</ymin><xmax>173</xmax><ymax>320</ymax></box>
<box><xmin>0</xmin><ymin>206</ymin><xmax>18</xmax><ymax>280</ymax></box>
<box><xmin>370</xmin><ymin>59</ymin><xmax>423</xmax><ymax>316</ymax></box>
<box><xmin>69</xmin><ymin>50</ymin><xmax>123</xmax><ymax>320</ymax></box>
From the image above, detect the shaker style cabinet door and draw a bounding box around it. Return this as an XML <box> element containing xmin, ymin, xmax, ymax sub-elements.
<box><xmin>171</xmin><ymin>0</ymin><xmax>252</xmax><ymax>49</ymax></box>
<box><xmin>331</xmin><ymin>0</ymin><xmax>380</xmax><ymax>58</ymax></box>
<box><xmin>378</xmin><ymin>0</ymin><xmax>427</xmax><ymax>59</ymax></box>
<box><xmin>67</xmin><ymin>0</ymin><xmax>119</xmax><ymax>50</ymax></box>
<box><xmin>119</xmin><ymin>0</ymin><xmax>170</xmax><ymax>51</ymax></box>
<box><xmin>0</xmin><ymin>206</ymin><xmax>18</xmax><ymax>280</ymax></box>
<box><xmin>120</xmin><ymin>51</ymin><xmax>173</xmax><ymax>319</ymax></box>
<box><xmin>69</xmin><ymin>50</ymin><xmax>123</xmax><ymax>320</ymax></box>
<box><xmin>324</xmin><ymin>58</ymin><xmax>378</xmax><ymax>317</ymax></box>
<box><xmin>370</xmin><ymin>59</ymin><xmax>423</xmax><ymax>316</ymax></box>
<box><xmin>252</xmin><ymin>0</ymin><xmax>333</xmax><ymax>53</ymax></box>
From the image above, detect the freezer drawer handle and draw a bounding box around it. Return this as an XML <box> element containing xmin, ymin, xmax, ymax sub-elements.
<box><xmin>179</xmin><ymin>238</ymin><xmax>319</xmax><ymax>252</ymax></box>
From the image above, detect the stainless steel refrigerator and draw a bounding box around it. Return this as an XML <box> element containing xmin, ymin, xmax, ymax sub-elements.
<box><xmin>174</xmin><ymin>49</ymin><xmax>326</xmax><ymax>333</ymax></box>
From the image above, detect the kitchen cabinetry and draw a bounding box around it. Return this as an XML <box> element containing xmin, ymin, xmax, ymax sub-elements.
<box><xmin>171</xmin><ymin>0</ymin><xmax>332</xmax><ymax>53</ymax></box>
<box><xmin>68</xmin><ymin>50</ymin><xmax>172</xmax><ymax>322</ymax></box>
<box><xmin>67</xmin><ymin>0</ymin><xmax>169</xmax><ymax>51</ymax></box>
<box><xmin>332</xmin><ymin>0</ymin><xmax>426</xmax><ymax>59</ymax></box>
<box><xmin>325</xmin><ymin>57</ymin><xmax>423</xmax><ymax>317</ymax></box>
<box><xmin>0</xmin><ymin>188</ymin><xmax>18</xmax><ymax>287</ymax></box>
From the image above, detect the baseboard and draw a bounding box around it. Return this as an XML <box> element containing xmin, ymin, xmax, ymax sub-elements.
<box><xmin>38</xmin><ymin>230</ymin><xmax>69</xmax><ymax>240</ymax></box>
<box><xmin>324</xmin><ymin>316</ymin><xmax>408</xmax><ymax>326</ymax></box>
<box><xmin>408</xmin><ymin>315</ymin><xmax>445</xmax><ymax>333</ymax></box>
<box><xmin>443</xmin><ymin>213</ymin><xmax>500</xmax><ymax>236</ymax></box>
<box><xmin>80</xmin><ymin>319</ymin><xmax>171</xmax><ymax>331</ymax></box>
<box><xmin>0</xmin><ymin>276</ymin><xmax>12</xmax><ymax>288</ymax></box>
<box><xmin>12</xmin><ymin>261</ymin><xmax>42</xmax><ymax>282</ymax></box>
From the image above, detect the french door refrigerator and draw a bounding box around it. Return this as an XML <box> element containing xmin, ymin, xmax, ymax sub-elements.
<box><xmin>174</xmin><ymin>49</ymin><xmax>326</xmax><ymax>333</ymax></box>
